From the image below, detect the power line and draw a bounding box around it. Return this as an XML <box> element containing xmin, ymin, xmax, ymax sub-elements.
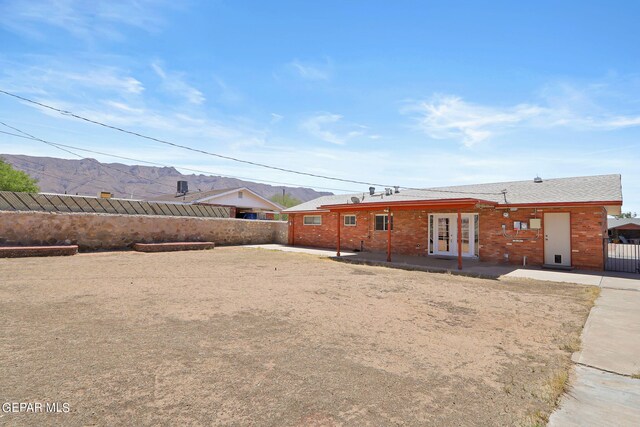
<box><xmin>10</xmin><ymin>162</ymin><xmax>157</xmax><ymax>199</ymax></box>
<box><xmin>3</xmin><ymin>154</ymin><xmax>168</xmax><ymax>198</ymax></box>
<box><xmin>0</xmin><ymin>128</ymin><xmax>360</xmax><ymax>193</ymax></box>
<box><xmin>0</xmin><ymin>89</ymin><xmax>399</xmax><ymax>188</ymax></box>
<box><xmin>0</xmin><ymin>89</ymin><xmax>505</xmax><ymax>196</ymax></box>
<box><xmin>0</xmin><ymin>122</ymin><xmax>176</xmax><ymax>193</ymax></box>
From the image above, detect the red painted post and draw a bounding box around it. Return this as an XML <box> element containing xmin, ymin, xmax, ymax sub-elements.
<box><xmin>387</xmin><ymin>208</ymin><xmax>392</xmax><ymax>262</ymax></box>
<box><xmin>457</xmin><ymin>209</ymin><xmax>462</xmax><ymax>270</ymax></box>
<box><xmin>290</xmin><ymin>214</ymin><xmax>295</xmax><ymax>246</ymax></box>
<box><xmin>336</xmin><ymin>212</ymin><xmax>341</xmax><ymax>257</ymax></box>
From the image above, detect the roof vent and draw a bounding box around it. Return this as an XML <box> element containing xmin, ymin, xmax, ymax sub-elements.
<box><xmin>385</xmin><ymin>188</ymin><xmax>393</xmax><ymax>196</ymax></box>
<box><xmin>369</xmin><ymin>186</ymin><xmax>375</xmax><ymax>196</ymax></box>
<box><xmin>394</xmin><ymin>186</ymin><xmax>400</xmax><ymax>194</ymax></box>
<box><xmin>533</xmin><ymin>176</ymin><xmax>543</xmax><ymax>183</ymax></box>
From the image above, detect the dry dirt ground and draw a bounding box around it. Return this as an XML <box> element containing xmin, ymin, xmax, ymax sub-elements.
<box><xmin>0</xmin><ymin>247</ymin><xmax>596</xmax><ymax>426</ymax></box>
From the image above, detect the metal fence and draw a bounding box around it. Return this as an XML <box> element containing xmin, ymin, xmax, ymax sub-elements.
<box><xmin>0</xmin><ymin>191</ymin><xmax>230</xmax><ymax>218</ymax></box>
<box><xmin>605</xmin><ymin>242</ymin><xmax>640</xmax><ymax>273</ymax></box>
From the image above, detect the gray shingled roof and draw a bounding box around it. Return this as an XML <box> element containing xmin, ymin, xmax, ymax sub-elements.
<box><xmin>608</xmin><ymin>217</ymin><xmax>640</xmax><ymax>229</ymax></box>
<box><xmin>285</xmin><ymin>174</ymin><xmax>622</xmax><ymax>212</ymax></box>
<box><xmin>149</xmin><ymin>187</ymin><xmax>241</xmax><ymax>203</ymax></box>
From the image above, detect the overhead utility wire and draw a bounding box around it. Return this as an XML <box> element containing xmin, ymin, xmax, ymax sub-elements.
<box><xmin>2</xmin><ymin>154</ymin><xmax>167</xmax><ymax>198</ymax></box>
<box><xmin>10</xmin><ymin>163</ymin><xmax>154</xmax><ymax>199</ymax></box>
<box><xmin>0</xmin><ymin>129</ymin><xmax>359</xmax><ymax>193</ymax></box>
<box><xmin>0</xmin><ymin>89</ymin><xmax>398</xmax><ymax>188</ymax></box>
<box><xmin>0</xmin><ymin>122</ymin><xmax>174</xmax><ymax>194</ymax></box>
<box><xmin>0</xmin><ymin>90</ymin><xmax>505</xmax><ymax>196</ymax></box>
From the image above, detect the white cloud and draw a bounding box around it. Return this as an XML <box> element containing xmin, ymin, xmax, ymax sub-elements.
<box><xmin>287</xmin><ymin>59</ymin><xmax>331</xmax><ymax>81</ymax></box>
<box><xmin>0</xmin><ymin>0</ymin><xmax>171</xmax><ymax>41</ymax></box>
<box><xmin>405</xmin><ymin>89</ymin><xmax>640</xmax><ymax>146</ymax></box>
<box><xmin>24</xmin><ymin>96</ymin><xmax>269</xmax><ymax>152</ymax></box>
<box><xmin>597</xmin><ymin>115</ymin><xmax>640</xmax><ymax>129</ymax></box>
<box><xmin>0</xmin><ymin>62</ymin><xmax>144</xmax><ymax>96</ymax></box>
<box><xmin>300</xmin><ymin>113</ymin><xmax>368</xmax><ymax>145</ymax></box>
<box><xmin>403</xmin><ymin>95</ymin><xmax>545</xmax><ymax>146</ymax></box>
<box><xmin>68</xmin><ymin>70</ymin><xmax>144</xmax><ymax>94</ymax></box>
<box><xmin>212</xmin><ymin>76</ymin><xmax>243</xmax><ymax>106</ymax></box>
<box><xmin>102</xmin><ymin>100</ymin><xmax>144</xmax><ymax>113</ymax></box>
<box><xmin>151</xmin><ymin>62</ymin><xmax>205</xmax><ymax>105</ymax></box>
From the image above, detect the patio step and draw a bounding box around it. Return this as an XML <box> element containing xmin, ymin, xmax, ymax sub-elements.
<box><xmin>542</xmin><ymin>264</ymin><xmax>575</xmax><ymax>271</ymax></box>
<box><xmin>132</xmin><ymin>242</ymin><xmax>215</xmax><ymax>253</ymax></box>
<box><xmin>0</xmin><ymin>245</ymin><xmax>78</xmax><ymax>258</ymax></box>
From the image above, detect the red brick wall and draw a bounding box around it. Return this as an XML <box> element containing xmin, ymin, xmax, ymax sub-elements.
<box><xmin>289</xmin><ymin>206</ymin><xmax>607</xmax><ymax>270</ymax></box>
<box><xmin>477</xmin><ymin>206</ymin><xmax>606</xmax><ymax>269</ymax></box>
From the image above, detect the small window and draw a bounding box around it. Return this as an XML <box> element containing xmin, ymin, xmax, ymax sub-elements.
<box><xmin>303</xmin><ymin>215</ymin><xmax>322</xmax><ymax>225</ymax></box>
<box><xmin>344</xmin><ymin>215</ymin><xmax>356</xmax><ymax>226</ymax></box>
<box><xmin>375</xmin><ymin>214</ymin><xmax>393</xmax><ymax>231</ymax></box>
<box><xmin>238</xmin><ymin>191</ymin><xmax>243</xmax><ymax>199</ymax></box>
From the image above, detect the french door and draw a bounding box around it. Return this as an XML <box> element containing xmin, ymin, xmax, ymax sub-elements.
<box><xmin>430</xmin><ymin>214</ymin><xmax>476</xmax><ymax>257</ymax></box>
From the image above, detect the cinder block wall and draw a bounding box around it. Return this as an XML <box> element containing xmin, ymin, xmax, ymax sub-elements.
<box><xmin>289</xmin><ymin>206</ymin><xmax>607</xmax><ymax>270</ymax></box>
<box><xmin>0</xmin><ymin>211</ymin><xmax>288</xmax><ymax>250</ymax></box>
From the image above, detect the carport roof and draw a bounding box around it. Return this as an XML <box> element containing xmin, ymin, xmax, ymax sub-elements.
<box><xmin>608</xmin><ymin>218</ymin><xmax>640</xmax><ymax>230</ymax></box>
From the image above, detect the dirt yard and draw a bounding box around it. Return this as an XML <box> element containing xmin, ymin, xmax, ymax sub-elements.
<box><xmin>0</xmin><ymin>247</ymin><xmax>596</xmax><ymax>426</ymax></box>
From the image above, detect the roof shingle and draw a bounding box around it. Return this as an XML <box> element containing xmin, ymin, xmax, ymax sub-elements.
<box><xmin>285</xmin><ymin>174</ymin><xmax>622</xmax><ymax>212</ymax></box>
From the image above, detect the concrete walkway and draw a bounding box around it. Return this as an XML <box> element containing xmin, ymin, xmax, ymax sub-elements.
<box><xmin>549</xmin><ymin>275</ymin><xmax>640</xmax><ymax>427</ymax></box>
<box><xmin>243</xmin><ymin>244</ymin><xmax>640</xmax><ymax>426</ymax></box>
<box><xmin>548</xmin><ymin>365</ymin><xmax>640</xmax><ymax>427</ymax></box>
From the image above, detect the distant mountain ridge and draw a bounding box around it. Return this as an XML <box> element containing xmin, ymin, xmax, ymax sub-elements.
<box><xmin>2</xmin><ymin>154</ymin><xmax>332</xmax><ymax>203</ymax></box>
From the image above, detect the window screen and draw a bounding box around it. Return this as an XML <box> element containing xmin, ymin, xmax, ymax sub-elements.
<box><xmin>303</xmin><ymin>215</ymin><xmax>322</xmax><ymax>225</ymax></box>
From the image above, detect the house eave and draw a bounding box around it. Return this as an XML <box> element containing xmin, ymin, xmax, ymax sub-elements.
<box><xmin>319</xmin><ymin>198</ymin><xmax>498</xmax><ymax>212</ymax></box>
<box><xmin>497</xmin><ymin>200</ymin><xmax>622</xmax><ymax>208</ymax></box>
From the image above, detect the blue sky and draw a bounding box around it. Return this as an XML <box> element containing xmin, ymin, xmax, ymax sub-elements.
<box><xmin>0</xmin><ymin>0</ymin><xmax>639</xmax><ymax>211</ymax></box>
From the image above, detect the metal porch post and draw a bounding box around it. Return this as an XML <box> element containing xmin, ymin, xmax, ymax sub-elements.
<box><xmin>290</xmin><ymin>214</ymin><xmax>295</xmax><ymax>246</ymax></box>
<box><xmin>457</xmin><ymin>209</ymin><xmax>462</xmax><ymax>270</ymax></box>
<box><xmin>336</xmin><ymin>212</ymin><xmax>341</xmax><ymax>257</ymax></box>
<box><xmin>387</xmin><ymin>207</ymin><xmax>392</xmax><ymax>262</ymax></box>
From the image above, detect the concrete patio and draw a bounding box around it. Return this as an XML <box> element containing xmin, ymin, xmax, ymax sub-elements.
<box><xmin>246</xmin><ymin>244</ymin><xmax>523</xmax><ymax>277</ymax></box>
<box><xmin>245</xmin><ymin>244</ymin><xmax>630</xmax><ymax>285</ymax></box>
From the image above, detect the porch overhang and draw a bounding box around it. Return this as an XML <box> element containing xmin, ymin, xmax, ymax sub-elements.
<box><xmin>322</xmin><ymin>198</ymin><xmax>495</xmax><ymax>271</ymax></box>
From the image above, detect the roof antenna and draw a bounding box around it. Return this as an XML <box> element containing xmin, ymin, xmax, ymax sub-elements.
<box><xmin>501</xmin><ymin>189</ymin><xmax>508</xmax><ymax>204</ymax></box>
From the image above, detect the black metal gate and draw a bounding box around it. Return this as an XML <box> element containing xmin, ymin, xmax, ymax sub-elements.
<box><xmin>605</xmin><ymin>242</ymin><xmax>640</xmax><ymax>273</ymax></box>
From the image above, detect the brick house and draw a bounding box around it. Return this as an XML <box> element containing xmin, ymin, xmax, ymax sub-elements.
<box><xmin>284</xmin><ymin>175</ymin><xmax>623</xmax><ymax>270</ymax></box>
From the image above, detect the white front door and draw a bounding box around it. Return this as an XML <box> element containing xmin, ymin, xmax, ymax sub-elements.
<box><xmin>544</xmin><ymin>213</ymin><xmax>571</xmax><ymax>267</ymax></box>
<box><xmin>431</xmin><ymin>214</ymin><xmax>475</xmax><ymax>257</ymax></box>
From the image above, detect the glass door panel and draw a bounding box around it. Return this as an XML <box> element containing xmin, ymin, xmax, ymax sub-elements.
<box><xmin>437</xmin><ymin>217</ymin><xmax>450</xmax><ymax>253</ymax></box>
<box><xmin>430</xmin><ymin>214</ymin><xmax>477</xmax><ymax>257</ymax></box>
<box><xmin>461</xmin><ymin>217</ymin><xmax>470</xmax><ymax>254</ymax></box>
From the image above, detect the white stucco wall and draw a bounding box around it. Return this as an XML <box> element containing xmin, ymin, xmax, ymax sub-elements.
<box><xmin>202</xmin><ymin>190</ymin><xmax>279</xmax><ymax>210</ymax></box>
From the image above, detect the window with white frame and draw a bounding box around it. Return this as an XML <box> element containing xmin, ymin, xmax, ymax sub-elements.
<box><xmin>303</xmin><ymin>215</ymin><xmax>322</xmax><ymax>225</ymax></box>
<box><xmin>374</xmin><ymin>214</ymin><xmax>393</xmax><ymax>231</ymax></box>
<box><xmin>343</xmin><ymin>215</ymin><xmax>356</xmax><ymax>226</ymax></box>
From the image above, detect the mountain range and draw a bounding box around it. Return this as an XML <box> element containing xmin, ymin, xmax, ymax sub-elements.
<box><xmin>2</xmin><ymin>154</ymin><xmax>332</xmax><ymax>203</ymax></box>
